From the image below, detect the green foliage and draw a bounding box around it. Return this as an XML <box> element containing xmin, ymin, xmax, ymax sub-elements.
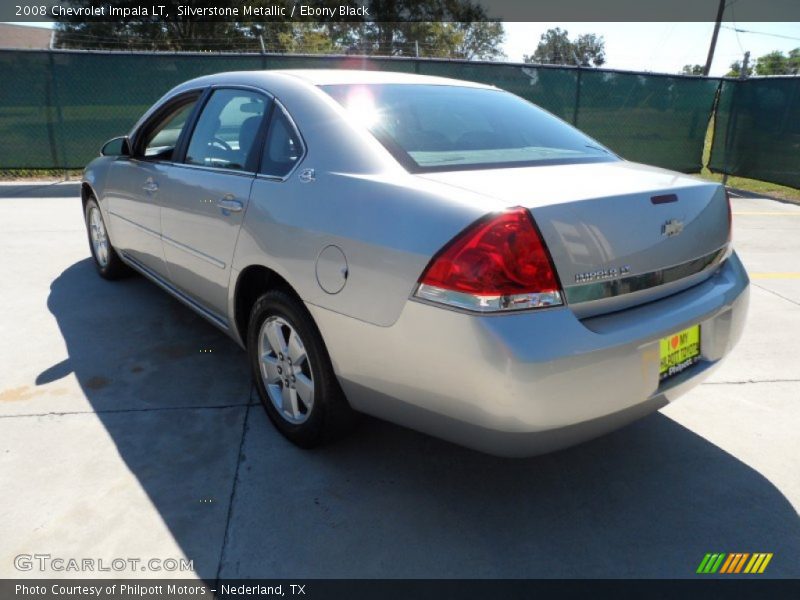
<box><xmin>450</xmin><ymin>21</ymin><xmax>505</xmax><ymax>60</ymax></box>
<box><xmin>275</xmin><ymin>23</ymin><xmax>337</xmax><ymax>55</ymax></box>
<box><xmin>681</xmin><ymin>64</ymin><xmax>704</xmax><ymax>75</ymax></box>
<box><xmin>523</xmin><ymin>28</ymin><xmax>605</xmax><ymax>67</ymax></box>
<box><xmin>724</xmin><ymin>48</ymin><xmax>800</xmax><ymax>78</ymax></box>
<box><xmin>54</xmin><ymin>1</ymin><xmax>295</xmax><ymax>51</ymax></box>
<box><xmin>754</xmin><ymin>48</ymin><xmax>800</xmax><ymax>76</ymax></box>
<box><xmin>573</xmin><ymin>33</ymin><xmax>605</xmax><ymax>67</ymax></box>
<box><xmin>726</xmin><ymin>60</ymin><xmax>753</xmax><ymax>78</ymax></box>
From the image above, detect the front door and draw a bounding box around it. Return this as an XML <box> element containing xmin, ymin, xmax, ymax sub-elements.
<box><xmin>159</xmin><ymin>88</ymin><xmax>271</xmax><ymax>317</ymax></box>
<box><xmin>105</xmin><ymin>95</ymin><xmax>201</xmax><ymax>276</ymax></box>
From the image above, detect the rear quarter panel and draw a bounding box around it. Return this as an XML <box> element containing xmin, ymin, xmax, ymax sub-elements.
<box><xmin>234</xmin><ymin>171</ymin><xmax>501</xmax><ymax>327</ymax></box>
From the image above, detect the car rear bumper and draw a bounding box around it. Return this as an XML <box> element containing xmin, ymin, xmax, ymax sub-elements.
<box><xmin>308</xmin><ymin>251</ymin><xmax>750</xmax><ymax>457</ymax></box>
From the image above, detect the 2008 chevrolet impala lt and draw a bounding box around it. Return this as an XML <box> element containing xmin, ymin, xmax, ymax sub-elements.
<box><xmin>82</xmin><ymin>70</ymin><xmax>749</xmax><ymax>456</ymax></box>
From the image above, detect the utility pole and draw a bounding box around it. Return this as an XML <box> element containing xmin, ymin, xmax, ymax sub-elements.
<box><xmin>415</xmin><ymin>40</ymin><xmax>419</xmax><ymax>57</ymax></box>
<box><xmin>258</xmin><ymin>34</ymin><xmax>266</xmax><ymax>55</ymax></box>
<box><xmin>739</xmin><ymin>51</ymin><xmax>750</xmax><ymax>79</ymax></box>
<box><xmin>572</xmin><ymin>51</ymin><xmax>582</xmax><ymax>127</ymax></box>
<box><xmin>703</xmin><ymin>0</ymin><xmax>726</xmax><ymax>76</ymax></box>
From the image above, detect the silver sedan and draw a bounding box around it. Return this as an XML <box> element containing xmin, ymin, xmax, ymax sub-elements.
<box><xmin>82</xmin><ymin>69</ymin><xmax>749</xmax><ymax>456</ymax></box>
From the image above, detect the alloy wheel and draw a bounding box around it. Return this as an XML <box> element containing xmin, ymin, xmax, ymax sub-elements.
<box><xmin>88</xmin><ymin>206</ymin><xmax>109</xmax><ymax>268</ymax></box>
<box><xmin>258</xmin><ymin>316</ymin><xmax>315</xmax><ymax>424</ymax></box>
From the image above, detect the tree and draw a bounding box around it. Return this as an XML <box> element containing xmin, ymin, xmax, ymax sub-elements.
<box><xmin>54</xmin><ymin>1</ymin><xmax>295</xmax><ymax>51</ymax></box>
<box><xmin>450</xmin><ymin>21</ymin><xmax>505</xmax><ymax>60</ymax></box>
<box><xmin>573</xmin><ymin>33</ymin><xmax>605</xmax><ymax>67</ymax></box>
<box><xmin>681</xmin><ymin>64</ymin><xmax>704</xmax><ymax>75</ymax></box>
<box><xmin>524</xmin><ymin>28</ymin><xmax>605</xmax><ymax>67</ymax></box>
<box><xmin>53</xmin><ymin>0</ymin><xmax>505</xmax><ymax>59</ymax></box>
<box><xmin>524</xmin><ymin>27</ymin><xmax>572</xmax><ymax>65</ymax></box>
<box><xmin>276</xmin><ymin>23</ymin><xmax>337</xmax><ymax>55</ymax></box>
<box><xmin>726</xmin><ymin>60</ymin><xmax>753</xmax><ymax>78</ymax></box>
<box><xmin>324</xmin><ymin>1</ymin><xmax>504</xmax><ymax>58</ymax></box>
<box><xmin>754</xmin><ymin>48</ymin><xmax>800</xmax><ymax>75</ymax></box>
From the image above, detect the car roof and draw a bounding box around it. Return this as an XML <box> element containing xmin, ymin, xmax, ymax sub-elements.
<box><xmin>168</xmin><ymin>69</ymin><xmax>497</xmax><ymax>100</ymax></box>
<box><xmin>266</xmin><ymin>69</ymin><xmax>495</xmax><ymax>89</ymax></box>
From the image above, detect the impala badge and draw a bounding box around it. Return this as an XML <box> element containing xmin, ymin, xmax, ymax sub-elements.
<box><xmin>575</xmin><ymin>265</ymin><xmax>631</xmax><ymax>284</ymax></box>
<box><xmin>662</xmin><ymin>219</ymin><xmax>684</xmax><ymax>238</ymax></box>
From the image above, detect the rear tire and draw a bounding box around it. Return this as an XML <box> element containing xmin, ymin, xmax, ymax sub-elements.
<box><xmin>84</xmin><ymin>197</ymin><xmax>130</xmax><ymax>280</ymax></box>
<box><xmin>248</xmin><ymin>289</ymin><xmax>356</xmax><ymax>448</ymax></box>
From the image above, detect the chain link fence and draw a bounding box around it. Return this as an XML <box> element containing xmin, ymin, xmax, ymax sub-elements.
<box><xmin>0</xmin><ymin>49</ymin><xmax>795</xmax><ymax>187</ymax></box>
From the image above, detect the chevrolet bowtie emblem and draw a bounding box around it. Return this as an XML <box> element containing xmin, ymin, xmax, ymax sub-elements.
<box><xmin>662</xmin><ymin>219</ymin><xmax>684</xmax><ymax>237</ymax></box>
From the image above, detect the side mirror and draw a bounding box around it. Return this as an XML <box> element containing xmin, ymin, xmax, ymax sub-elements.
<box><xmin>100</xmin><ymin>136</ymin><xmax>131</xmax><ymax>157</ymax></box>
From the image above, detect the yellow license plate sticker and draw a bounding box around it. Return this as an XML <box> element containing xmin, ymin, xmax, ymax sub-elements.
<box><xmin>659</xmin><ymin>325</ymin><xmax>701</xmax><ymax>380</ymax></box>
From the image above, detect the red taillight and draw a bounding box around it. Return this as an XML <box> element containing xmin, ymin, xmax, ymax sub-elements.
<box><xmin>415</xmin><ymin>207</ymin><xmax>563</xmax><ymax>312</ymax></box>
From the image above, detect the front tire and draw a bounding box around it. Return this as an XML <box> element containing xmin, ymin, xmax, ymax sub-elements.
<box><xmin>84</xmin><ymin>197</ymin><xmax>130</xmax><ymax>280</ymax></box>
<box><xmin>248</xmin><ymin>289</ymin><xmax>356</xmax><ymax>448</ymax></box>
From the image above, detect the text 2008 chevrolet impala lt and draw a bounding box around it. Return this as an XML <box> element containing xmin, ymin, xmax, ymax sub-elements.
<box><xmin>82</xmin><ymin>70</ymin><xmax>749</xmax><ymax>456</ymax></box>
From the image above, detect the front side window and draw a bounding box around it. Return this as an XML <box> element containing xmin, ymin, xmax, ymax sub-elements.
<box><xmin>260</xmin><ymin>107</ymin><xmax>303</xmax><ymax>178</ymax></box>
<box><xmin>185</xmin><ymin>89</ymin><xmax>269</xmax><ymax>171</ymax></box>
<box><xmin>141</xmin><ymin>98</ymin><xmax>198</xmax><ymax>160</ymax></box>
<box><xmin>322</xmin><ymin>84</ymin><xmax>617</xmax><ymax>172</ymax></box>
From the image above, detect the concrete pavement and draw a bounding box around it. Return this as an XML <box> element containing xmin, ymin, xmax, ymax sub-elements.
<box><xmin>0</xmin><ymin>182</ymin><xmax>798</xmax><ymax>579</ymax></box>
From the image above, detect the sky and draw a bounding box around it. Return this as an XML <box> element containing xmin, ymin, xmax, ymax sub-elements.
<box><xmin>6</xmin><ymin>21</ymin><xmax>800</xmax><ymax>76</ymax></box>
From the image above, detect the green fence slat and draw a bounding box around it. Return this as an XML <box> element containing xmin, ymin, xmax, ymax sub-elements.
<box><xmin>576</xmin><ymin>69</ymin><xmax>720</xmax><ymax>173</ymax></box>
<box><xmin>709</xmin><ymin>77</ymin><xmax>800</xmax><ymax>189</ymax></box>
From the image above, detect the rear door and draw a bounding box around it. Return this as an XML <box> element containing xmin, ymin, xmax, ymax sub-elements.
<box><xmin>158</xmin><ymin>87</ymin><xmax>272</xmax><ymax>316</ymax></box>
<box><xmin>105</xmin><ymin>92</ymin><xmax>201</xmax><ymax>276</ymax></box>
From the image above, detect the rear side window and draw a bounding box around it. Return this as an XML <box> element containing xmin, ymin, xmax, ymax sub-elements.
<box><xmin>260</xmin><ymin>107</ymin><xmax>303</xmax><ymax>178</ymax></box>
<box><xmin>185</xmin><ymin>89</ymin><xmax>269</xmax><ymax>171</ymax></box>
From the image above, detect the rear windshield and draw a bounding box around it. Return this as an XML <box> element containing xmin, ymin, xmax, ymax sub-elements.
<box><xmin>321</xmin><ymin>83</ymin><xmax>617</xmax><ymax>172</ymax></box>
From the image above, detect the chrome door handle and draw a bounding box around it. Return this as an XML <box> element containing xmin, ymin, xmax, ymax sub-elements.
<box><xmin>142</xmin><ymin>178</ymin><xmax>158</xmax><ymax>193</ymax></box>
<box><xmin>217</xmin><ymin>197</ymin><xmax>243</xmax><ymax>213</ymax></box>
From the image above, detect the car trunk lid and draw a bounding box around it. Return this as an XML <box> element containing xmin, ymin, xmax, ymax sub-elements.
<box><xmin>419</xmin><ymin>161</ymin><xmax>730</xmax><ymax>318</ymax></box>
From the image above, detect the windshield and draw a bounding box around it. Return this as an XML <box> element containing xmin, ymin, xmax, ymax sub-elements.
<box><xmin>322</xmin><ymin>83</ymin><xmax>617</xmax><ymax>172</ymax></box>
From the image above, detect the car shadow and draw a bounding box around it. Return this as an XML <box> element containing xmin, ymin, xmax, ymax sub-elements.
<box><xmin>43</xmin><ymin>259</ymin><xmax>800</xmax><ymax>580</ymax></box>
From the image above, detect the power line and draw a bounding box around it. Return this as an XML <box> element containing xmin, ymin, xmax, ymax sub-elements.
<box><xmin>720</xmin><ymin>25</ymin><xmax>800</xmax><ymax>43</ymax></box>
<box><xmin>728</xmin><ymin>1</ymin><xmax>745</xmax><ymax>54</ymax></box>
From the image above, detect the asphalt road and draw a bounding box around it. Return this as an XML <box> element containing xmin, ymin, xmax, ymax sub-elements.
<box><xmin>1</xmin><ymin>181</ymin><xmax>798</xmax><ymax>580</ymax></box>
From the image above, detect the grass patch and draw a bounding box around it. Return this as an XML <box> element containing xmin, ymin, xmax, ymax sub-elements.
<box><xmin>694</xmin><ymin>115</ymin><xmax>800</xmax><ymax>202</ymax></box>
<box><xmin>698</xmin><ymin>171</ymin><xmax>800</xmax><ymax>202</ymax></box>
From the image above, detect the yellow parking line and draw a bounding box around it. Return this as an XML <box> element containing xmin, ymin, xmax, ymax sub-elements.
<box><xmin>750</xmin><ymin>273</ymin><xmax>800</xmax><ymax>279</ymax></box>
<box><xmin>733</xmin><ymin>211</ymin><xmax>800</xmax><ymax>216</ymax></box>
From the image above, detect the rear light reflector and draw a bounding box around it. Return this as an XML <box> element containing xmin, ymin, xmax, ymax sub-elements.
<box><xmin>414</xmin><ymin>207</ymin><xmax>563</xmax><ymax>312</ymax></box>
